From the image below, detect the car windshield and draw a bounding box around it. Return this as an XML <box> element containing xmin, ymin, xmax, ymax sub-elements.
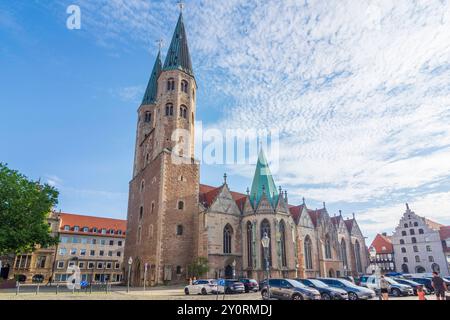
<box><xmin>288</xmin><ymin>279</ymin><xmax>307</xmax><ymax>288</ymax></box>
<box><xmin>338</xmin><ymin>279</ymin><xmax>359</xmax><ymax>288</ymax></box>
<box><xmin>384</xmin><ymin>277</ymin><xmax>398</xmax><ymax>284</ymax></box>
<box><xmin>249</xmin><ymin>279</ymin><xmax>258</xmax><ymax>284</ymax></box>
<box><xmin>308</xmin><ymin>279</ymin><xmax>328</xmax><ymax>288</ymax></box>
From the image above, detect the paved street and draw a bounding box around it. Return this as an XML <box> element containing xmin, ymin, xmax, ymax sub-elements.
<box><xmin>0</xmin><ymin>285</ymin><xmax>440</xmax><ymax>300</ymax></box>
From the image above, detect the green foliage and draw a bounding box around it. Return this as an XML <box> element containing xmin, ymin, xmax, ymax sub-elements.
<box><xmin>187</xmin><ymin>257</ymin><xmax>210</xmax><ymax>278</ymax></box>
<box><xmin>0</xmin><ymin>163</ymin><xmax>59</xmax><ymax>255</ymax></box>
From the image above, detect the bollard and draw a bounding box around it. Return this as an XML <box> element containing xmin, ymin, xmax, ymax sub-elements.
<box><xmin>56</xmin><ymin>284</ymin><xmax>59</xmax><ymax>295</ymax></box>
<box><xmin>16</xmin><ymin>281</ymin><xmax>19</xmax><ymax>295</ymax></box>
<box><xmin>36</xmin><ymin>284</ymin><xmax>40</xmax><ymax>295</ymax></box>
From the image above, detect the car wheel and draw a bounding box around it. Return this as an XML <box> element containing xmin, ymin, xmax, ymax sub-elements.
<box><xmin>392</xmin><ymin>288</ymin><xmax>401</xmax><ymax>297</ymax></box>
<box><xmin>201</xmin><ymin>288</ymin><xmax>207</xmax><ymax>295</ymax></box>
<box><xmin>321</xmin><ymin>293</ymin><xmax>331</xmax><ymax>300</ymax></box>
<box><xmin>261</xmin><ymin>290</ymin><xmax>270</xmax><ymax>300</ymax></box>
<box><xmin>292</xmin><ymin>293</ymin><xmax>303</xmax><ymax>300</ymax></box>
<box><xmin>348</xmin><ymin>292</ymin><xmax>358</xmax><ymax>300</ymax></box>
<box><xmin>184</xmin><ymin>288</ymin><xmax>189</xmax><ymax>295</ymax></box>
<box><xmin>225</xmin><ymin>288</ymin><xmax>232</xmax><ymax>294</ymax></box>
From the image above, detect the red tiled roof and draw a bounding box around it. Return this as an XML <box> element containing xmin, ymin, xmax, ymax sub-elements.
<box><xmin>424</xmin><ymin>218</ymin><xmax>444</xmax><ymax>231</ymax></box>
<box><xmin>370</xmin><ymin>233</ymin><xmax>394</xmax><ymax>254</ymax></box>
<box><xmin>307</xmin><ymin>209</ymin><xmax>320</xmax><ymax>227</ymax></box>
<box><xmin>199</xmin><ymin>184</ymin><xmax>247</xmax><ymax>209</ymax></box>
<box><xmin>289</xmin><ymin>204</ymin><xmax>305</xmax><ymax>224</ymax></box>
<box><xmin>58</xmin><ymin>212</ymin><xmax>127</xmax><ymax>237</ymax></box>
<box><xmin>439</xmin><ymin>226</ymin><xmax>450</xmax><ymax>253</ymax></box>
<box><xmin>330</xmin><ymin>215</ymin><xmax>341</xmax><ymax>226</ymax></box>
<box><xmin>344</xmin><ymin>218</ymin><xmax>355</xmax><ymax>232</ymax></box>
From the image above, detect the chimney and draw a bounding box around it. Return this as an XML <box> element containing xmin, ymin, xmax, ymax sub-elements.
<box><xmin>382</xmin><ymin>232</ymin><xmax>387</xmax><ymax>237</ymax></box>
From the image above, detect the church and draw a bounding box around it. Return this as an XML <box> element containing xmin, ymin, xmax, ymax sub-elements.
<box><xmin>123</xmin><ymin>10</ymin><xmax>368</xmax><ymax>286</ymax></box>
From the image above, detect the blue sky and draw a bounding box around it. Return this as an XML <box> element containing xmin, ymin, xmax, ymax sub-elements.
<box><xmin>1</xmin><ymin>0</ymin><xmax>450</xmax><ymax>242</ymax></box>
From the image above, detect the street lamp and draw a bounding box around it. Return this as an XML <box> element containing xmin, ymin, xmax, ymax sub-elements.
<box><xmin>232</xmin><ymin>260</ymin><xmax>236</xmax><ymax>279</ymax></box>
<box><xmin>261</xmin><ymin>232</ymin><xmax>270</xmax><ymax>300</ymax></box>
<box><xmin>127</xmin><ymin>257</ymin><xmax>133</xmax><ymax>293</ymax></box>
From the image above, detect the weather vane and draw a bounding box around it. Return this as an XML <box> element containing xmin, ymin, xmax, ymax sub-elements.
<box><xmin>178</xmin><ymin>0</ymin><xmax>185</xmax><ymax>13</ymax></box>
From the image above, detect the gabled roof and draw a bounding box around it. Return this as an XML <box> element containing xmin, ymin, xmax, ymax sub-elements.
<box><xmin>330</xmin><ymin>215</ymin><xmax>341</xmax><ymax>226</ymax></box>
<box><xmin>424</xmin><ymin>218</ymin><xmax>444</xmax><ymax>231</ymax></box>
<box><xmin>58</xmin><ymin>212</ymin><xmax>127</xmax><ymax>237</ymax></box>
<box><xmin>307</xmin><ymin>209</ymin><xmax>320</xmax><ymax>227</ymax></box>
<box><xmin>370</xmin><ymin>233</ymin><xmax>394</xmax><ymax>254</ymax></box>
<box><xmin>142</xmin><ymin>51</ymin><xmax>162</xmax><ymax>105</ymax></box>
<box><xmin>163</xmin><ymin>13</ymin><xmax>194</xmax><ymax>77</ymax></box>
<box><xmin>250</xmin><ymin>149</ymin><xmax>278</xmax><ymax>208</ymax></box>
<box><xmin>289</xmin><ymin>204</ymin><xmax>305</xmax><ymax>224</ymax></box>
<box><xmin>344</xmin><ymin>218</ymin><xmax>355</xmax><ymax>232</ymax></box>
<box><xmin>199</xmin><ymin>184</ymin><xmax>246</xmax><ymax>210</ymax></box>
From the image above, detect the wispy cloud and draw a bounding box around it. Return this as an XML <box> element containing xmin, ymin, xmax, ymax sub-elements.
<box><xmin>43</xmin><ymin>0</ymin><xmax>450</xmax><ymax>238</ymax></box>
<box><xmin>115</xmin><ymin>85</ymin><xmax>145</xmax><ymax>103</ymax></box>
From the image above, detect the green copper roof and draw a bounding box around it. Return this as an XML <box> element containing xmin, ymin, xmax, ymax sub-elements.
<box><xmin>142</xmin><ymin>51</ymin><xmax>162</xmax><ymax>105</ymax></box>
<box><xmin>163</xmin><ymin>13</ymin><xmax>194</xmax><ymax>77</ymax></box>
<box><xmin>250</xmin><ymin>149</ymin><xmax>278</xmax><ymax>208</ymax></box>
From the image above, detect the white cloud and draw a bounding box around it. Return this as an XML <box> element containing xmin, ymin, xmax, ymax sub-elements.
<box><xmin>44</xmin><ymin>175</ymin><xmax>63</xmax><ymax>187</ymax></box>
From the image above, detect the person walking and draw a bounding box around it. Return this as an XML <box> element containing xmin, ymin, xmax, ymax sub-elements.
<box><xmin>379</xmin><ymin>275</ymin><xmax>390</xmax><ymax>300</ymax></box>
<box><xmin>431</xmin><ymin>272</ymin><xmax>447</xmax><ymax>301</ymax></box>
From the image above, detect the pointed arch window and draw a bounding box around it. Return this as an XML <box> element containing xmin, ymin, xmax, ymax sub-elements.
<box><xmin>304</xmin><ymin>236</ymin><xmax>313</xmax><ymax>270</ymax></box>
<box><xmin>144</xmin><ymin>111</ymin><xmax>152</xmax><ymax>123</ymax></box>
<box><xmin>223</xmin><ymin>224</ymin><xmax>233</xmax><ymax>254</ymax></box>
<box><xmin>180</xmin><ymin>105</ymin><xmax>188</xmax><ymax>119</ymax></box>
<box><xmin>324</xmin><ymin>234</ymin><xmax>332</xmax><ymax>259</ymax></box>
<box><xmin>246</xmin><ymin>221</ymin><xmax>253</xmax><ymax>268</ymax></box>
<box><xmin>260</xmin><ymin>219</ymin><xmax>272</xmax><ymax>268</ymax></box>
<box><xmin>279</xmin><ymin>220</ymin><xmax>287</xmax><ymax>267</ymax></box>
<box><xmin>354</xmin><ymin>240</ymin><xmax>362</xmax><ymax>273</ymax></box>
<box><xmin>167</xmin><ymin>78</ymin><xmax>175</xmax><ymax>91</ymax></box>
<box><xmin>340</xmin><ymin>239</ymin><xmax>348</xmax><ymax>269</ymax></box>
<box><xmin>165</xmin><ymin>104</ymin><xmax>174</xmax><ymax>116</ymax></box>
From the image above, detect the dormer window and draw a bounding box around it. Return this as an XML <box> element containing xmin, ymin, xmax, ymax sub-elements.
<box><xmin>180</xmin><ymin>105</ymin><xmax>187</xmax><ymax>119</ymax></box>
<box><xmin>144</xmin><ymin>111</ymin><xmax>152</xmax><ymax>123</ymax></box>
<box><xmin>101</xmin><ymin>228</ymin><xmax>107</xmax><ymax>235</ymax></box>
<box><xmin>82</xmin><ymin>227</ymin><xmax>89</xmax><ymax>232</ymax></box>
<box><xmin>92</xmin><ymin>227</ymin><xmax>98</xmax><ymax>233</ymax></box>
<box><xmin>109</xmin><ymin>229</ymin><xmax>115</xmax><ymax>235</ymax></box>
<box><xmin>167</xmin><ymin>78</ymin><xmax>175</xmax><ymax>91</ymax></box>
<box><xmin>73</xmin><ymin>226</ymin><xmax>80</xmax><ymax>232</ymax></box>
<box><xmin>181</xmin><ymin>80</ymin><xmax>188</xmax><ymax>93</ymax></box>
<box><xmin>118</xmin><ymin>230</ymin><xmax>122</xmax><ymax>235</ymax></box>
<box><xmin>165</xmin><ymin>104</ymin><xmax>174</xmax><ymax>116</ymax></box>
<box><xmin>64</xmin><ymin>225</ymin><xmax>70</xmax><ymax>231</ymax></box>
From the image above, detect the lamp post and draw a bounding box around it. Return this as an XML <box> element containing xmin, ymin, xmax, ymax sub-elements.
<box><xmin>232</xmin><ymin>260</ymin><xmax>236</xmax><ymax>279</ymax></box>
<box><xmin>127</xmin><ymin>257</ymin><xmax>133</xmax><ymax>293</ymax></box>
<box><xmin>261</xmin><ymin>232</ymin><xmax>270</xmax><ymax>300</ymax></box>
<box><xmin>368</xmin><ymin>246</ymin><xmax>381</xmax><ymax>300</ymax></box>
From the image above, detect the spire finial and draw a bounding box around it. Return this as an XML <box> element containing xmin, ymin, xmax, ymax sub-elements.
<box><xmin>223</xmin><ymin>173</ymin><xmax>227</xmax><ymax>185</ymax></box>
<box><xmin>279</xmin><ymin>186</ymin><xmax>282</xmax><ymax>194</ymax></box>
<box><xmin>302</xmin><ymin>197</ymin><xmax>305</xmax><ymax>205</ymax></box>
<box><xmin>352</xmin><ymin>212</ymin><xmax>355</xmax><ymax>219</ymax></box>
<box><xmin>246</xmin><ymin>187</ymin><xmax>250</xmax><ymax>196</ymax></box>
<box><xmin>156</xmin><ymin>39</ymin><xmax>164</xmax><ymax>53</ymax></box>
<box><xmin>406</xmin><ymin>203</ymin><xmax>410</xmax><ymax>211</ymax></box>
<box><xmin>178</xmin><ymin>0</ymin><xmax>185</xmax><ymax>13</ymax></box>
<box><xmin>339</xmin><ymin>209</ymin><xmax>342</xmax><ymax>216</ymax></box>
<box><xmin>323</xmin><ymin>202</ymin><xmax>326</xmax><ymax>209</ymax></box>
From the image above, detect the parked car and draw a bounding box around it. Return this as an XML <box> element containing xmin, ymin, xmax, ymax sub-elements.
<box><xmin>296</xmin><ymin>278</ymin><xmax>348</xmax><ymax>300</ymax></box>
<box><xmin>339</xmin><ymin>276</ymin><xmax>358</xmax><ymax>285</ymax></box>
<box><xmin>238</xmin><ymin>278</ymin><xmax>259</xmax><ymax>293</ymax></box>
<box><xmin>184</xmin><ymin>279</ymin><xmax>217</xmax><ymax>295</ymax></box>
<box><xmin>258</xmin><ymin>279</ymin><xmax>267</xmax><ymax>291</ymax></box>
<box><xmin>409</xmin><ymin>277</ymin><xmax>435</xmax><ymax>293</ymax></box>
<box><xmin>359</xmin><ymin>275</ymin><xmax>413</xmax><ymax>297</ymax></box>
<box><xmin>221</xmin><ymin>279</ymin><xmax>245</xmax><ymax>294</ymax></box>
<box><xmin>317</xmin><ymin>278</ymin><xmax>376</xmax><ymax>300</ymax></box>
<box><xmin>261</xmin><ymin>279</ymin><xmax>321</xmax><ymax>300</ymax></box>
<box><xmin>393</xmin><ymin>278</ymin><xmax>431</xmax><ymax>295</ymax></box>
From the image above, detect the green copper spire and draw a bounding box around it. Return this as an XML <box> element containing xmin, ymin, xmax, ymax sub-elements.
<box><xmin>163</xmin><ymin>13</ymin><xmax>194</xmax><ymax>77</ymax></box>
<box><xmin>142</xmin><ymin>51</ymin><xmax>162</xmax><ymax>105</ymax></box>
<box><xmin>250</xmin><ymin>149</ymin><xmax>278</xmax><ymax>208</ymax></box>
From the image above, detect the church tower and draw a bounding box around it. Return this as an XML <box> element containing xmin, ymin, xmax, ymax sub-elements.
<box><xmin>124</xmin><ymin>10</ymin><xmax>200</xmax><ymax>286</ymax></box>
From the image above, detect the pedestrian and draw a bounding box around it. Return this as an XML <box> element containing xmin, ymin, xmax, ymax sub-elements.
<box><xmin>379</xmin><ymin>275</ymin><xmax>390</xmax><ymax>300</ymax></box>
<box><xmin>417</xmin><ymin>286</ymin><xmax>426</xmax><ymax>300</ymax></box>
<box><xmin>431</xmin><ymin>272</ymin><xmax>447</xmax><ymax>301</ymax></box>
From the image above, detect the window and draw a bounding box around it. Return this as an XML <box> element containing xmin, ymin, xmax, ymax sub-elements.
<box><xmin>410</xmin><ymin>229</ymin><xmax>415</xmax><ymax>235</ymax></box>
<box><xmin>74</xmin><ymin>226</ymin><xmax>80</xmax><ymax>232</ymax></box>
<box><xmin>88</xmin><ymin>262</ymin><xmax>95</xmax><ymax>269</ymax></box>
<box><xmin>64</xmin><ymin>225</ymin><xmax>70</xmax><ymax>231</ymax></box>
<box><xmin>117</xmin><ymin>251</ymin><xmax>121</xmax><ymax>257</ymax></box>
<box><xmin>106</xmin><ymin>262</ymin><xmax>112</xmax><ymax>269</ymax></box>
<box><xmin>139</xmin><ymin>206</ymin><xmax>143</xmax><ymax>221</ymax></box>
<box><xmin>400</xmin><ymin>239</ymin><xmax>405</xmax><ymax>245</ymax></box>
<box><xmin>137</xmin><ymin>226</ymin><xmax>142</xmax><ymax>244</ymax></box>
<box><xmin>36</xmin><ymin>256</ymin><xmax>46</xmax><ymax>269</ymax></box>
<box><xmin>118</xmin><ymin>241</ymin><xmax>123</xmax><ymax>247</ymax></box>
<box><xmin>403</xmin><ymin>257</ymin><xmax>408</xmax><ymax>263</ymax></box>
<box><xmin>92</xmin><ymin>227</ymin><xmax>98</xmax><ymax>233</ymax></box>
<box><xmin>412</xmin><ymin>237</ymin><xmax>417</xmax><ymax>243</ymax></box>
<box><xmin>70</xmin><ymin>248</ymin><xmax>77</xmax><ymax>255</ymax></box>
<box><xmin>413</xmin><ymin>246</ymin><xmax>418</xmax><ymax>253</ymax></box>
<box><xmin>324</xmin><ymin>234</ymin><xmax>332</xmax><ymax>259</ymax></box>
<box><xmin>140</xmin><ymin>180</ymin><xmax>145</xmax><ymax>192</ymax></box>
<box><xmin>82</xmin><ymin>227</ymin><xmax>89</xmax><ymax>232</ymax></box>
<box><xmin>78</xmin><ymin>262</ymin><xmax>85</xmax><ymax>269</ymax></box>
<box><xmin>165</xmin><ymin>103</ymin><xmax>174</xmax><ymax>116</ymax></box>
<box><xmin>426</xmin><ymin>245</ymin><xmax>431</xmax><ymax>252</ymax></box>
<box><xmin>81</xmin><ymin>238</ymin><xmax>88</xmax><ymax>244</ymax></box>
<box><xmin>404</xmin><ymin>223</ymin><xmax>408</xmax><ymax>228</ymax></box>
<box><xmin>181</xmin><ymin>80</ymin><xmax>188</xmax><ymax>93</ymax></box>
<box><xmin>223</xmin><ymin>224</ymin><xmax>233</xmax><ymax>254</ymax></box>
<box><xmin>176</xmin><ymin>266</ymin><xmax>182</xmax><ymax>274</ymax></box>
<box><xmin>279</xmin><ymin>220</ymin><xmax>287</xmax><ymax>267</ymax></box>
<box><xmin>109</xmin><ymin>229</ymin><xmax>115</xmax><ymax>235</ymax></box>
<box><xmin>72</xmin><ymin>237</ymin><xmax>81</xmax><ymax>244</ymax></box>
<box><xmin>109</xmin><ymin>240</ymin><xmax>114</xmax><ymax>246</ymax></box>
<box><xmin>117</xmin><ymin>230</ymin><xmax>122</xmax><ymax>236</ymax></box>
<box><xmin>92</xmin><ymin>239</ymin><xmax>97</xmax><ymax>245</ymax></box>
<box><xmin>108</xmin><ymin>251</ymin><xmax>113</xmax><ymax>257</ymax></box>
<box><xmin>57</xmin><ymin>261</ymin><xmax>65</xmax><ymax>269</ymax></box>
<box><xmin>419</xmin><ymin>229</ymin><xmax>424</xmax><ymax>234</ymax></box>
<box><xmin>180</xmin><ymin>105</ymin><xmax>187</xmax><ymax>119</ymax></box>
<box><xmin>260</xmin><ymin>219</ymin><xmax>272</xmax><ymax>268</ymax></box>
<box><xmin>402</xmin><ymin>231</ymin><xmax>407</xmax><ymax>236</ymax></box>
<box><xmin>101</xmin><ymin>228</ymin><xmax>107</xmax><ymax>235</ymax></box>
<box><xmin>167</xmin><ymin>78</ymin><xmax>175</xmax><ymax>91</ymax></box>
<box><xmin>100</xmin><ymin>239</ymin><xmax>106</xmax><ymax>245</ymax></box>
<box><xmin>176</xmin><ymin>225</ymin><xmax>183</xmax><ymax>236</ymax></box>
<box><xmin>61</xmin><ymin>237</ymin><xmax>69</xmax><ymax>244</ymax></box>
<box><xmin>178</xmin><ymin>201</ymin><xmax>184</xmax><ymax>210</ymax></box>
<box><xmin>415</xmin><ymin>256</ymin><xmax>420</xmax><ymax>263</ymax></box>
<box><xmin>99</xmin><ymin>250</ymin><xmax>104</xmax><ymax>257</ymax></box>
<box><xmin>80</xmin><ymin>249</ymin><xmax>86</xmax><ymax>256</ymax></box>
<box><xmin>429</xmin><ymin>256</ymin><xmax>434</xmax><ymax>262</ymax></box>
<box><xmin>246</xmin><ymin>221</ymin><xmax>253</xmax><ymax>268</ymax></box>
<box><xmin>413</xmin><ymin>222</ymin><xmax>418</xmax><ymax>227</ymax></box>
<box><xmin>304</xmin><ymin>236</ymin><xmax>313</xmax><ymax>270</ymax></box>
<box><xmin>340</xmin><ymin>239</ymin><xmax>348</xmax><ymax>269</ymax></box>
<box><xmin>90</xmin><ymin>250</ymin><xmax>95</xmax><ymax>256</ymax></box>
<box><xmin>97</xmin><ymin>262</ymin><xmax>104</xmax><ymax>269</ymax></box>
<box><xmin>354</xmin><ymin>240</ymin><xmax>362</xmax><ymax>273</ymax></box>
<box><xmin>59</xmin><ymin>248</ymin><xmax>66</xmax><ymax>257</ymax></box>
<box><xmin>144</xmin><ymin>111</ymin><xmax>152</xmax><ymax>123</ymax></box>
<box><xmin>401</xmin><ymin>247</ymin><xmax>406</xmax><ymax>253</ymax></box>
<box><xmin>115</xmin><ymin>263</ymin><xmax>120</xmax><ymax>269</ymax></box>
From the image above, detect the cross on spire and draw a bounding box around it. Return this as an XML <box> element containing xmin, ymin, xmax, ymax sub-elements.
<box><xmin>223</xmin><ymin>173</ymin><xmax>227</xmax><ymax>184</ymax></box>
<box><xmin>178</xmin><ymin>0</ymin><xmax>185</xmax><ymax>13</ymax></box>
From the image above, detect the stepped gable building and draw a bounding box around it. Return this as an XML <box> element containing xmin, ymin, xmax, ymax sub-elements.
<box><xmin>369</xmin><ymin>233</ymin><xmax>396</xmax><ymax>273</ymax></box>
<box><xmin>392</xmin><ymin>204</ymin><xmax>449</xmax><ymax>276</ymax></box>
<box><xmin>124</xmin><ymin>10</ymin><xmax>368</xmax><ymax>286</ymax></box>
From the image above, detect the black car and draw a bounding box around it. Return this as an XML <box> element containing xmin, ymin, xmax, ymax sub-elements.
<box><xmin>296</xmin><ymin>278</ymin><xmax>348</xmax><ymax>300</ymax></box>
<box><xmin>238</xmin><ymin>278</ymin><xmax>259</xmax><ymax>293</ymax></box>
<box><xmin>261</xmin><ymin>279</ymin><xmax>321</xmax><ymax>300</ymax></box>
<box><xmin>410</xmin><ymin>277</ymin><xmax>434</xmax><ymax>293</ymax></box>
<box><xmin>223</xmin><ymin>279</ymin><xmax>245</xmax><ymax>294</ymax></box>
<box><xmin>394</xmin><ymin>278</ymin><xmax>431</xmax><ymax>295</ymax></box>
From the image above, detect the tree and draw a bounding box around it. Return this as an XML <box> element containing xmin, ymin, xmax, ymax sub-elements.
<box><xmin>0</xmin><ymin>163</ymin><xmax>59</xmax><ymax>255</ymax></box>
<box><xmin>187</xmin><ymin>257</ymin><xmax>209</xmax><ymax>278</ymax></box>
